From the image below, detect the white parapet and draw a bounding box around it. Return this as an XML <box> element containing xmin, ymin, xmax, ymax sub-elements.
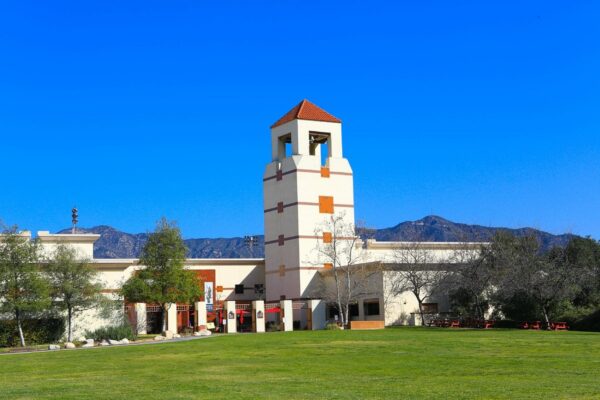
<box><xmin>280</xmin><ymin>299</ymin><xmax>293</xmax><ymax>332</ymax></box>
<box><xmin>252</xmin><ymin>300</ymin><xmax>265</xmax><ymax>333</ymax></box>
<box><xmin>225</xmin><ymin>301</ymin><xmax>237</xmax><ymax>333</ymax></box>
<box><xmin>308</xmin><ymin>299</ymin><xmax>326</xmax><ymax>330</ymax></box>
<box><xmin>195</xmin><ymin>301</ymin><xmax>207</xmax><ymax>331</ymax></box>
<box><xmin>134</xmin><ymin>303</ymin><xmax>147</xmax><ymax>334</ymax></box>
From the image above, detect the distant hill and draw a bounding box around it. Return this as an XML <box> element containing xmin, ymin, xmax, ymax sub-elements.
<box><xmin>368</xmin><ymin>215</ymin><xmax>575</xmax><ymax>250</ymax></box>
<box><xmin>60</xmin><ymin>216</ymin><xmax>576</xmax><ymax>259</ymax></box>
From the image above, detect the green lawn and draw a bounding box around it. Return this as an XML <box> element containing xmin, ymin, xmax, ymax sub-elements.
<box><xmin>1</xmin><ymin>328</ymin><xmax>599</xmax><ymax>399</ymax></box>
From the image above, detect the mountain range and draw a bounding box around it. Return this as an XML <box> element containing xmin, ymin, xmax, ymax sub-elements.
<box><xmin>59</xmin><ymin>215</ymin><xmax>576</xmax><ymax>259</ymax></box>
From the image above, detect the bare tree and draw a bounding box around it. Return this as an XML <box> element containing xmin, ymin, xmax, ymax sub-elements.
<box><xmin>390</xmin><ymin>242</ymin><xmax>449</xmax><ymax>326</ymax></box>
<box><xmin>312</xmin><ymin>213</ymin><xmax>377</xmax><ymax>327</ymax></box>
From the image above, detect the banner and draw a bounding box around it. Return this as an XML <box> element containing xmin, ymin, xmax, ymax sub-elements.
<box><xmin>204</xmin><ymin>282</ymin><xmax>214</xmax><ymax>306</ymax></box>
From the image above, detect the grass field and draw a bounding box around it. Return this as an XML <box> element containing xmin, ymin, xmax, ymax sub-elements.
<box><xmin>1</xmin><ymin>328</ymin><xmax>599</xmax><ymax>399</ymax></box>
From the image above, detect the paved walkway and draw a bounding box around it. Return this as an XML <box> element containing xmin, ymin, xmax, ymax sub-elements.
<box><xmin>0</xmin><ymin>334</ymin><xmax>218</xmax><ymax>356</ymax></box>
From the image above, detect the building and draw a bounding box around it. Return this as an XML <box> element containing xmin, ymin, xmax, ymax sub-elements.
<box><xmin>2</xmin><ymin>100</ymin><xmax>482</xmax><ymax>336</ymax></box>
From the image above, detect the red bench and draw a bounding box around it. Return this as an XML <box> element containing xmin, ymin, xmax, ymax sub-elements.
<box><xmin>483</xmin><ymin>320</ymin><xmax>494</xmax><ymax>329</ymax></box>
<box><xmin>529</xmin><ymin>321</ymin><xmax>541</xmax><ymax>330</ymax></box>
<box><xmin>449</xmin><ymin>320</ymin><xmax>460</xmax><ymax>328</ymax></box>
<box><xmin>551</xmin><ymin>322</ymin><xmax>568</xmax><ymax>331</ymax></box>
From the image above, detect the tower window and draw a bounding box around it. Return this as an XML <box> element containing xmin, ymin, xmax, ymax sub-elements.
<box><xmin>319</xmin><ymin>196</ymin><xmax>334</xmax><ymax>214</ymax></box>
<box><xmin>277</xmin><ymin>202</ymin><xmax>284</xmax><ymax>213</ymax></box>
<box><xmin>279</xmin><ymin>265</ymin><xmax>286</xmax><ymax>276</ymax></box>
<box><xmin>309</xmin><ymin>132</ymin><xmax>330</xmax><ymax>166</ymax></box>
<box><xmin>278</xmin><ymin>235</ymin><xmax>285</xmax><ymax>246</ymax></box>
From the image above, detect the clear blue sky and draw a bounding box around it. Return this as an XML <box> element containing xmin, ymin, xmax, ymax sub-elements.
<box><xmin>1</xmin><ymin>1</ymin><xmax>599</xmax><ymax>239</ymax></box>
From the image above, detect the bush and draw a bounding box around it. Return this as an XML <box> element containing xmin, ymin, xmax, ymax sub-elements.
<box><xmin>325</xmin><ymin>322</ymin><xmax>341</xmax><ymax>330</ymax></box>
<box><xmin>0</xmin><ymin>318</ymin><xmax>65</xmax><ymax>347</ymax></box>
<box><xmin>84</xmin><ymin>323</ymin><xmax>136</xmax><ymax>341</ymax></box>
<box><xmin>569</xmin><ymin>310</ymin><xmax>600</xmax><ymax>332</ymax></box>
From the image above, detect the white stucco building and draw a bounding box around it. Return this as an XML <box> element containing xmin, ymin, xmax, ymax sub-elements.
<box><xmin>3</xmin><ymin>100</ymin><xmax>483</xmax><ymax>337</ymax></box>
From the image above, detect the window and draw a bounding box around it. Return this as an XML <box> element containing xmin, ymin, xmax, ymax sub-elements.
<box><xmin>349</xmin><ymin>303</ymin><xmax>359</xmax><ymax>318</ymax></box>
<box><xmin>235</xmin><ymin>284</ymin><xmax>244</xmax><ymax>294</ymax></box>
<box><xmin>278</xmin><ymin>234</ymin><xmax>285</xmax><ymax>246</ymax></box>
<box><xmin>323</xmin><ymin>232</ymin><xmax>332</xmax><ymax>243</ymax></box>
<box><xmin>327</xmin><ymin>303</ymin><xmax>339</xmax><ymax>319</ymax></box>
<box><xmin>319</xmin><ymin>196</ymin><xmax>334</xmax><ymax>214</ymax></box>
<box><xmin>364</xmin><ymin>299</ymin><xmax>380</xmax><ymax>316</ymax></box>
<box><xmin>277</xmin><ymin>202</ymin><xmax>284</xmax><ymax>213</ymax></box>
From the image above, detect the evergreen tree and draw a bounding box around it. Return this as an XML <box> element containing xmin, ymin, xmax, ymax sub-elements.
<box><xmin>46</xmin><ymin>244</ymin><xmax>104</xmax><ymax>342</ymax></box>
<box><xmin>121</xmin><ymin>218</ymin><xmax>201</xmax><ymax>333</ymax></box>
<box><xmin>0</xmin><ymin>227</ymin><xmax>50</xmax><ymax>347</ymax></box>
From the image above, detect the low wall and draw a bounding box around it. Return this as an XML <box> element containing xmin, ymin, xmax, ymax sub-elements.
<box><xmin>350</xmin><ymin>320</ymin><xmax>385</xmax><ymax>330</ymax></box>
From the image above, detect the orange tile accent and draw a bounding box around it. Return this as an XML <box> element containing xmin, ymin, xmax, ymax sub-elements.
<box><xmin>320</xmin><ymin>167</ymin><xmax>330</xmax><ymax>178</ymax></box>
<box><xmin>323</xmin><ymin>232</ymin><xmax>332</xmax><ymax>243</ymax></box>
<box><xmin>279</xmin><ymin>265</ymin><xmax>286</xmax><ymax>276</ymax></box>
<box><xmin>319</xmin><ymin>196</ymin><xmax>334</xmax><ymax>214</ymax></box>
<box><xmin>216</xmin><ymin>286</ymin><xmax>224</xmax><ymax>293</ymax></box>
<box><xmin>323</xmin><ymin>263</ymin><xmax>333</xmax><ymax>270</ymax></box>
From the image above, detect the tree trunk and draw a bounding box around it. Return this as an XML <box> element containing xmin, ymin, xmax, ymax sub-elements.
<box><xmin>162</xmin><ymin>305</ymin><xmax>168</xmax><ymax>333</ymax></box>
<box><xmin>542</xmin><ymin>306</ymin><xmax>551</xmax><ymax>330</ymax></box>
<box><xmin>67</xmin><ymin>307</ymin><xmax>73</xmax><ymax>342</ymax></box>
<box><xmin>16</xmin><ymin>309</ymin><xmax>26</xmax><ymax>347</ymax></box>
<box><xmin>418</xmin><ymin>301</ymin><xmax>425</xmax><ymax>326</ymax></box>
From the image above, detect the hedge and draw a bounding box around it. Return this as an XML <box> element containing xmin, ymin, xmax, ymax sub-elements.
<box><xmin>0</xmin><ymin>318</ymin><xmax>65</xmax><ymax>347</ymax></box>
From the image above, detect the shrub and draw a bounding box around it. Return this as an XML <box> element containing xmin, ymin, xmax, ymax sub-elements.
<box><xmin>0</xmin><ymin>318</ymin><xmax>65</xmax><ymax>347</ymax></box>
<box><xmin>85</xmin><ymin>323</ymin><xmax>136</xmax><ymax>341</ymax></box>
<box><xmin>325</xmin><ymin>322</ymin><xmax>341</xmax><ymax>330</ymax></box>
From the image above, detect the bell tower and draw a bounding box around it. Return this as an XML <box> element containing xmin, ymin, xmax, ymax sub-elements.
<box><xmin>263</xmin><ymin>100</ymin><xmax>355</xmax><ymax>300</ymax></box>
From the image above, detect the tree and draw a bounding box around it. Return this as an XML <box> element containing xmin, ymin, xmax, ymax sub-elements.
<box><xmin>45</xmin><ymin>244</ymin><xmax>104</xmax><ymax>342</ymax></box>
<box><xmin>565</xmin><ymin>237</ymin><xmax>600</xmax><ymax>309</ymax></box>
<box><xmin>313</xmin><ymin>213</ymin><xmax>373</xmax><ymax>327</ymax></box>
<box><xmin>390</xmin><ymin>242</ymin><xmax>449</xmax><ymax>326</ymax></box>
<box><xmin>447</xmin><ymin>241</ymin><xmax>494</xmax><ymax>320</ymax></box>
<box><xmin>490</xmin><ymin>232</ymin><xmax>577</xmax><ymax>328</ymax></box>
<box><xmin>0</xmin><ymin>227</ymin><xmax>50</xmax><ymax>347</ymax></box>
<box><xmin>121</xmin><ymin>218</ymin><xmax>201</xmax><ymax>333</ymax></box>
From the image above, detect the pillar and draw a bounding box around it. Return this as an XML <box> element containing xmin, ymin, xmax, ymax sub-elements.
<box><xmin>195</xmin><ymin>301</ymin><xmax>207</xmax><ymax>331</ymax></box>
<box><xmin>166</xmin><ymin>303</ymin><xmax>177</xmax><ymax>334</ymax></box>
<box><xmin>225</xmin><ymin>300</ymin><xmax>237</xmax><ymax>333</ymax></box>
<box><xmin>280</xmin><ymin>299</ymin><xmax>293</xmax><ymax>332</ymax></box>
<box><xmin>252</xmin><ymin>300</ymin><xmax>265</xmax><ymax>333</ymax></box>
<box><xmin>134</xmin><ymin>303</ymin><xmax>147</xmax><ymax>334</ymax></box>
<box><xmin>309</xmin><ymin>299</ymin><xmax>326</xmax><ymax>330</ymax></box>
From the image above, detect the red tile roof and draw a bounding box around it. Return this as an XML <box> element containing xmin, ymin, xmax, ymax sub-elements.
<box><xmin>271</xmin><ymin>99</ymin><xmax>341</xmax><ymax>128</ymax></box>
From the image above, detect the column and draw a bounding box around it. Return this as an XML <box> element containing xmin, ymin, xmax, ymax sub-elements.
<box><xmin>195</xmin><ymin>301</ymin><xmax>207</xmax><ymax>331</ymax></box>
<box><xmin>309</xmin><ymin>299</ymin><xmax>326</xmax><ymax>330</ymax></box>
<box><xmin>166</xmin><ymin>303</ymin><xmax>177</xmax><ymax>334</ymax></box>
<box><xmin>134</xmin><ymin>303</ymin><xmax>147</xmax><ymax>334</ymax></box>
<box><xmin>225</xmin><ymin>300</ymin><xmax>237</xmax><ymax>333</ymax></box>
<box><xmin>280</xmin><ymin>299</ymin><xmax>293</xmax><ymax>332</ymax></box>
<box><xmin>252</xmin><ymin>300</ymin><xmax>265</xmax><ymax>333</ymax></box>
